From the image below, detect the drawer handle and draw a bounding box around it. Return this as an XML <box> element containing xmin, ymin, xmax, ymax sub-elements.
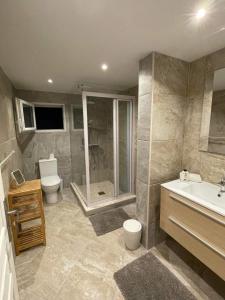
<box><xmin>169</xmin><ymin>216</ymin><xmax>225</xmax><ymax>259</ymax></box>
<box><xmin>169</xmin><ymin>193</ymin><xmax>225</xmax><ymax>227</ymax></box>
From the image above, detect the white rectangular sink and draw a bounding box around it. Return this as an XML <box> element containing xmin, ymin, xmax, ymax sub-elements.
<box><xmin>161</xmin><ymin>179</ymin><xmax>225</xmax><ymax>216</ymax></box>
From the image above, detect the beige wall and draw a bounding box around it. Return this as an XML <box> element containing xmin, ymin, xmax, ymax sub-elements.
<box><xmin>136</xmin><ymin>52</ymin><xmax>189</xmax><ymax>249</ymax></box>
<box><xmin>137</xmin><ymin>47</ymin><xmax>225</xmax><ymax>250</ymax></box>
<box><xmin>0</xmin><ymin>67</ymin><xmax>22</xmax><ymax>196</ymax></box>
<box><xmin>15</xmin><ymin>90</ymin><xmax>82</xmax><ymax>187</ymax></box>
<box><xmin>182</xmin><ymin>47</ymin><xmax>225</xmax><ymax>184</ymax></box>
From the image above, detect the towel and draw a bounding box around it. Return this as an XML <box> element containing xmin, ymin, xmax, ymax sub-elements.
<box><xmin>188</xmin><ymin>173</ymin><xmax>202</xmax><ymax>183</ymax></box>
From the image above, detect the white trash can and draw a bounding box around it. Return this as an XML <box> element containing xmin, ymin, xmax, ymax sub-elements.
<box><xmin>123</xmin><ymin>219</ymin><xmax>142</xmax><ymax>250</ymax></box>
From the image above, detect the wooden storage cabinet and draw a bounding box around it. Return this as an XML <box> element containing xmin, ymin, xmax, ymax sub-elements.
<box><xmin>8</xmin><ymin>180</ymin><xmax>46</xmax><ymax>255</ymax></box>
<box><xmin>160</xmin><ymin>187</ymin><xmax>225</xmax><ymax>281</ymax></box>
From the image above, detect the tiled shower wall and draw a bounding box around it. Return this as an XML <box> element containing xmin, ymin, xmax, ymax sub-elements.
<box><xmin>15</xmin><ymin>90</ymin><xmax>82</xmax><ymax>187</ymax></box>
<box><xmin>0</xmin><ymin>67</ymin><xmax>22</xmax><ymax>195</ymax></box>
<box><xmin>87</xmin><ymin>99</ymin><xmax>114</xmax><ymax>184</ymax></box>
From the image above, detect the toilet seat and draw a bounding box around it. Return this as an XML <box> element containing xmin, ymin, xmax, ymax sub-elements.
<box><xmin>41</xmin><ymin>175</ymin><xmax>61</xmax><ymax>187</ymax></box>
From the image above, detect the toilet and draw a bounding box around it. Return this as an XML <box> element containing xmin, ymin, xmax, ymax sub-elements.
<box><xmin>39</xmin><ymin>154</ymin><xmax>61</xmax><ymax>204</ymax></box>
<box><xmin>123</xmin><ymin>219</ymin><xmax>142</xmax><ymax>250</ymax></box>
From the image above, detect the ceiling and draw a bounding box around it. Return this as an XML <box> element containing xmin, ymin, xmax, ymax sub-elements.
<box><xmin>1</xmin><ymin>0</ymin><xmax>225</xmax><ymax>93</ymax></box>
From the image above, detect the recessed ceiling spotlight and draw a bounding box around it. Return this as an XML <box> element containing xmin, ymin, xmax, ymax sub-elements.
<box><xmin>101</xmin><ymin>64</ymin><xmax>108</xmax><ymax>71</ymax></box>
<box><xmin>196</xmin><ymin>8</ymin><xmax>206</xmax><ymax>19</ymax></box>
<box><xmin>48</xmin><ymin>78</ymin><xmax>53</xmax><ymax>84</ymax></box>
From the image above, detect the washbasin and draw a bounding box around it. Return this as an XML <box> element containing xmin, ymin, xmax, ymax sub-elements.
<box><xmin>161</xmin><ymin>179</ymin><xmax>225</xmax><ymax>216</ymax></box>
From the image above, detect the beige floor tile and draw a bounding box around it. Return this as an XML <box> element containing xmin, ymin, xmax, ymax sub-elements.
<box><xmin>16</xmin><ymin>188</ymin><xmax>145</xmax><ymax>300</ymax></box>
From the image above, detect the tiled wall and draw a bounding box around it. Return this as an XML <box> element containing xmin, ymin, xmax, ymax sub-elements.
<box><xmin>149</xmin><ymin>53</ymin><xmax>189</xmax><ymax>248</ymax></box>
<box><xmin>15</xmin><ymin>90</ymin><xmax>82</xmax><ymax>187</ymax></box>
<box><xmin>182</xmin><ymin>47</ymin><xmax>225</xmax><ymax>184</ymax></box>
<box><xmin>0</xmin><ymin>67</ymin><xmax>22</xmax><ymax>196</ymax></box>
<box><xmin>136</xmin><ymin>53</ymin><xmax>153</xmax><ymax>248</ymax></box>
<box><xmin>136</xmin><ymin>52</ymin><xmax>189</xmax><ymax>249</ymax></box>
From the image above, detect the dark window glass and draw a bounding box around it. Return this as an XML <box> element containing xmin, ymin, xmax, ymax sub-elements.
<box><xmin>35</xmin><ymin>106</ymin><xmax>64</xmax><ymax>130</ymax></box>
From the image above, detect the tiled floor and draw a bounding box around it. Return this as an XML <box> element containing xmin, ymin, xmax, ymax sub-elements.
<box><xmin>79</xmin><ymin>180</ymin><xmax>114</xmax><ymax>203</ymax></box>
<box><xmin>15</xmin><ymin>188</ymin><xmax>223</xmax><ymax>300</ymax></box>
<box><xmin>15</xmin><ymin>188</ymin><xmax>146</xmax><ymax>300</ymax></box>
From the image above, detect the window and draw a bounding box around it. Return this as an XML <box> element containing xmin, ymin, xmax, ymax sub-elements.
<box><xmin>16</xmin><ymin>98</ymin><xmax>36</xmax><ymax>133</ymax></box>
<box><xmin>35</xmin><ymin>105</ymin><xmax>65</xmax><ymax>131</ymax></box>
<box><xmin>15</xmin><ymin>99</ymin><xmax>66</xmax><ymax>133</ymax></box>
<box><xmin>72</xmin><ymin>105</ymin><xmax>83</xmax><ymax>130</ymax></box>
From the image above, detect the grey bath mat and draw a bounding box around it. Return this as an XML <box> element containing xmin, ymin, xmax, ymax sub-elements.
<box><xmin>89</xmin><ymin>207</ymin><xmax>129</xmax><ymax>236</ymax></box>
<box><xmin>114</xmin><ymin>252</ymin><xmax>196</xmax><ymax>300</ymax></box>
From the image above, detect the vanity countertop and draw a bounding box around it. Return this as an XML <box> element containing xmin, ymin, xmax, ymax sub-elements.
<box><xmin>161</xmin><ymin>179</ymin><xmax>225</xmax><ymax>217</ymax></box>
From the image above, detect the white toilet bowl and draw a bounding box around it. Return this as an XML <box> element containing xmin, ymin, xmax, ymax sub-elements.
<box><xmin>41</xmin><ymin>175</ymin><xmax>61</xmax><ymax>204</ymax></box>
<box><xmin>123</xmin><ymin>219</ymin><xmax>142</xmax><ymax>250</ymax></box>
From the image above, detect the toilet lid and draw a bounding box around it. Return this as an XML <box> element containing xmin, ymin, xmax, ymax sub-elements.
<box><xmin>123</xmin><ymin>219</ymin><xmax>142</xmax><ymax>232</ymax></box>
<box><xmin>41</xmin><ymin>175</ymin><xmax>61</xmax><ymax>187</ymax></box>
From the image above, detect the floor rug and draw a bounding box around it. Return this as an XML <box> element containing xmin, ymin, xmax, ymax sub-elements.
<box><xmin>89</xmin><ymin>207</ymin><xmax>129</xmax><ymax>236</ymax></box>
<box><xmin>114</xmin><ymin>252</ymin><xmax>196</xmax><ymax>300</ymax></box>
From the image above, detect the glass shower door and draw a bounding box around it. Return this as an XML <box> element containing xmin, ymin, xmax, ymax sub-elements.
<box><xmin>118</xmin><ymin>100</ymin><xmax>132</xmax><ymax>194</ymax></box>
<box><xmin>82</xmin><ymin>92</ymin><xmax>134</xmax><ymax>206</ymax></box>
<box><xmin>70</xmin><ymin>103</ymin><xmax>87</xmax><ymax>203</ymax></box>
<box><xmin>86</xmin><ymin>96</ymin><xmax>114</xmax><ymax>204</ymax></box>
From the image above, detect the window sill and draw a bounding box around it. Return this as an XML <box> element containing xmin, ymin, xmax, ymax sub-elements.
<box><xmin>35</xmin><ymin>129</ymin><xmax>67</xmax><ymax>133</ymax></box>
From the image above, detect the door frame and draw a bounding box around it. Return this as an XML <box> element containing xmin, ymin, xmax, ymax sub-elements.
<box><xmin>0</xmin><ymin>172</ymin><xmax>19</xmax><ymax>300</ymax></box>
<box><xmin>82</xmin><ymin>91</ymin><xmax>135</xmax><ymax>205</ymax></box>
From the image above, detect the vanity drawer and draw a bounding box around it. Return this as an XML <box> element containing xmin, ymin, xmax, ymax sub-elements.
<box><xmin>160</xmin><ymin>187</ymin><xmax>225</xmax><ymax>281</ymax></box>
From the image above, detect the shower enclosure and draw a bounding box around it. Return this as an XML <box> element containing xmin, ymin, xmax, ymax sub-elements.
<box><xmin>71</xmin><ymin>92</ymin><xmax>135</xmax><ymax>213</ymax></box>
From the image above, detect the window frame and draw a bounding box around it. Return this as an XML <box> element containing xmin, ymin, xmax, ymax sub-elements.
<box><xmin>71</xmin><ymin>104</ymin><xmax>84</xmax><ymax>132</ymax></box>
<box><xmin>34</xmin><ymin>102</ymin><xmax>67</xmax><ymax>133</ymax></box>
<box><xmin>17</xmin><ymin>98</ymin><xmax>37</xmax><ymax>133</ymax></box>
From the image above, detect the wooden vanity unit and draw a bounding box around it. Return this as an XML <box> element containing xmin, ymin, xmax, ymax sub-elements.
<box><xmin>160</xmin><ymin>187</ymin><xmax>225</xmax><ymax>281</ymax></box>
<box><xmin>7</xmin><ymin>180</ymin><xmax>46</xmax><ymax>255</ymax></box>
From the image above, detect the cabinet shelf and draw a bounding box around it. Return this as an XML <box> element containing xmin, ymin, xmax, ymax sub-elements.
<box><xmin>8</xmin><ymin>180</ymin><xmax>46</xmax><ymax>255</ymax></box>
<box><xmin>17</xmin><ymin>207</ymin><xmax>41</xmax><ymax>223</ymax></box>
<box><xmin>18</xmin><ymin>225</ymin><xmax>44</xmax><ymax>251</ymax></box>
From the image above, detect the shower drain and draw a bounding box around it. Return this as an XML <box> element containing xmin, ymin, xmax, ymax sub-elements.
<box><xmin>98</xmin><ymin>191</ymin><xmax>106</xmax><ymax>195</ymax></box>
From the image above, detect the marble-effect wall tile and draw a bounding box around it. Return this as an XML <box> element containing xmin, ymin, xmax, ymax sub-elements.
<box><xmin>15</xmin><ymin>90</ymin><xmax>83</xmax><ymax>187</ymax></box>
<box><xmin>150</xmin><ymin>140</ymin><xmax>182</xmax><ymax>184</ymax></box>
<box><xmin>182</xmin><ymin>47</ymin><xmax>225</xmax><ymax>183</ymax></box>
<box><xmin>136</xmin><ymin>52</ymin><xmax>188</xmax><ymax>249</ymax></box>
<box><xmin>0</xmin><ymin>67</ymin><xmax>23</xmax><ymax>196</ymax></box>
<box><xmin>154</xmin><ymin>53</ymin><xmax>188</xmax><ymax>97</ymax></box>
<box><xmin>136</xmin><ymin>54</ymin><xmax>153</xmax><ymax>248</ymax></box>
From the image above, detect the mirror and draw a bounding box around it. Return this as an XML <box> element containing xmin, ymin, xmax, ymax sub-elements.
<box><xmin>200</xmin><ymin>67</ymin><xmax>225</xmax><ymax>155</ymax></box>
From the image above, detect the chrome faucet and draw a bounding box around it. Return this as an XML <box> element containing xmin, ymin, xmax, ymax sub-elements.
<box><xmin>217</xmin><ymin>176</ymin><xmax>225</xmax><ymax>197</ymax></box>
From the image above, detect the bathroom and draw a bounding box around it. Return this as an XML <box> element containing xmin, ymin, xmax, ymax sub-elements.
<box><xmin>0</xmin><ymin>1</ymin><xmax>225</xmax><ymax>300</ymax></box>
